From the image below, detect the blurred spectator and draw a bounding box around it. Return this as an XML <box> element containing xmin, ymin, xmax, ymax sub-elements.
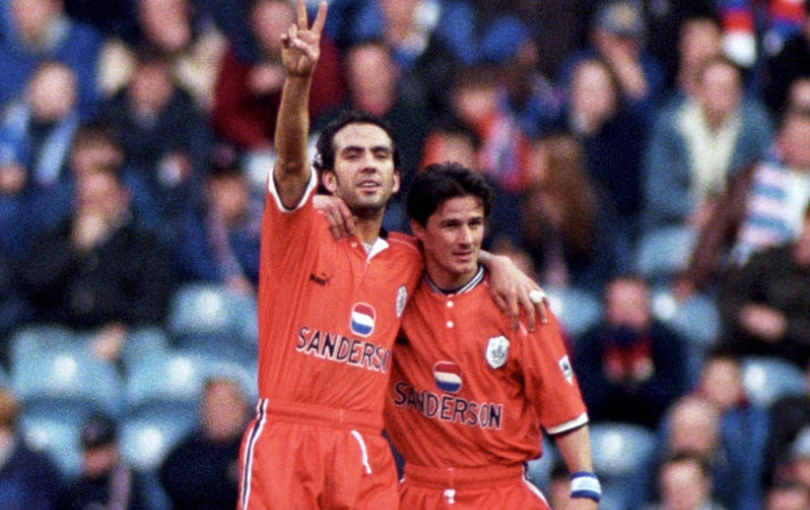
<box><xmin>470</xmin><ymin>0</ymin><xmax>593</xmax><ymax>79</ymax></box>
<box><xmin>786</xmin><ymin>77</ymin><xmax>810</xmax><ymax>112</ymax></box>
<box><xmin>330</xmin><ymin>0</ymin><xmax>477</xmax><ymax>78</ymax></box>
<box><xmin>16</xmin><ymin>163</ymin><xmax>176</xmax><ymax>364</ymax></box>
<box><xmin>636</xmin><ymin>0</ymin><xmax>717</xmax><ymax>94</ymax></box>
<box><xmin>643</xmin><ymin>56</ymin><xmax>774</xmax><ymax>232</ymax></box>
<box><xmin>159</xmin><ymin>376</ymin><xmax>250</xmax><ymax>510</ymax></box>
<box><xmin>519</xmin><ymin>132</ymin><xmax>622</xmax><ymax>293</ymax></box>
<box><xmin>99</xmin><ymin>0</ymin><xmax>226</xmax><ymax>111</ymax></box>
<box><xmin>715</xmin><ymin>204</ymin><xmax>810</xmax><ymax>369</ymax></box>
<box><xmin>676</xmin><ymin>106</ymin><xmax>810</xmax><ymax>297</ymax></box>
<box><xmin>351</xmin><ymin>0</ymin><xmax>477</xmax><ymax>115</ymax></box>
<box><xmin>0</xmin><ymin>60</ymin><xmax>80</xmax><ymax>201</ymax></box>
<box><xmin>211</xmin><ymin>0</ymin><xmax>343</xmax><ymax>153</ymax></box>
<box><xmin>173</xmin><ymin>148</ymin><xmax>261</xmax><ymax>291</ymax></box>
<box><xmin>478</xmin><ymin>15</ymin><xmax>564</xmax><ymax>139</ymax></box>
<box><xmin>419</xmin><ymin>116</ymin><xmax>480</xmax><ymax>171</ymax></box>
<box><xmin>60</xmin><ymin>413</ymin><xmax>154</xmax><ymax>510</ymax></box>
<box><xmin>443</xmin><ymin>63</ymin><xmax>531</xmax><ymax>250</ymax></box>
<box><xmin>763</xmin><ymin>6</ymin><xmax>810</xmax><ymax>117</ymax></box>
<box><xmin>764</xmin><ymin>359</ymin><xmax>810</xmax><ymax>487</ymax></box>
<box><xmin>559</xmin><ymin>0</ymin><xmax>667</xmax><ymax>121</ymax></box>
<box><xmin>98</xmin><ymin>49</ymin><xmax>214</xmax><ymax>247</ymax></box>
<box><xmin>642</xmin><ymin>451</ymin><xmax>728</xmax><ymax>510</ymax></box>
<box><xmin>573</xmin><ymin>274</ymin><xmax>690</xmax><ymax>429</ymax></box>
<box><xmin>0</xmin><ymin>60</ymin><xmax>82</xmax><ymax>265</ymax></box>
<box><xmin>561</xmin><ymin>56</ymin><xmax>648</xmax><ymax>261</ymax></box>
<box><xmin>0</xmin><ymin>0</ymin><xmax>104</xmax><ymax>118</ymax></box>
<box><xmin>0</xmin><ymin>388</ymin><xmax>64</xmax><ymax>510</ymax></box>
<box><xmin>630</xmin><ymin>394</ymin><xmax>752</xmax><ymax>510</ymax></box>
<box><xmin>694</xmin><ymin>348</ymin><xmax>769</xmax><ymax>510</ymax></box>
<box><xmin>764</xmin><ymin>481</ymin><xmax>810</xmax><ymax>510</ymax></box>
<box><xmin>316</xmin><ymin>39</ymin><xmax>430</xmax><ymax>233</ymax></box>
<box><xmin>672</xmin><ymin>13</ymin><xmax>725</xmax><ymax>99</ymax></box>
<box><xmin>22</xmin><ymin>120</ymin><xmax>164</xmax><ymax>250</ymax></box>
<box><xmin>772</xmin><ymin>427</ymin><xmax>810</xmax><ymax>494</ymax></box>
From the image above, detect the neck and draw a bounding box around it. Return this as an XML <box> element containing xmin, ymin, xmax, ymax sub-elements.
<box><xmin>354</xmin><ymin>218</ymin><xmax>384</xmax><ymax>245</ymax></box>
<box><xmin>425</xmin><ymin>265</ymin><xmax>484</xmax><ymax>294</ymax></box>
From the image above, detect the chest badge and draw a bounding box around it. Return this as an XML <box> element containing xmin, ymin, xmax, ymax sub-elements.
<box><xmin>350</xmin><ymin>303</ymin><xmax>376</xmax><ymax>337</ymax></box>
<box><xmin>433</xmin><ymin>361</ymin><xmax>462</xmax><ymax>393</ymax></box>
<box><xmin>485</xmin><ymin>336</ymin><xmax>510</xmax><ymax>369</ymax></box>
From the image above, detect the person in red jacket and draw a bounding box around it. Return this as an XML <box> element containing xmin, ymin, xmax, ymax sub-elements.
<box><xmin>211</xmin><ymin>0</ymin><xmax>344</xmax><ymax>153</ymax></box>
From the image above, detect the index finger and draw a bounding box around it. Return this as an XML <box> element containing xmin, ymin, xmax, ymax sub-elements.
<box><xmin>311</xmin><ymin>1</ymin><xmax>328</xmax><ymax>36</ymax></box>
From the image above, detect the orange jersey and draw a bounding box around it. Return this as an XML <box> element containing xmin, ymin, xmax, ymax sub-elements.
<box><xmin>257</xmin><ymin>171</ymin><xmax>423</xmax><ymax>423</ymax></box>
<box><xmin>385</xmin><ymin>270</ymin><xmax>588</xmax><ymax>468</ymax></box>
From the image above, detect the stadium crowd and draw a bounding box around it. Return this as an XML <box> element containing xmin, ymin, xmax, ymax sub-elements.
<box><xmin>1</xmin><ymin>0</ymin><xmax>810</xmax><ymax>508</ymax></box>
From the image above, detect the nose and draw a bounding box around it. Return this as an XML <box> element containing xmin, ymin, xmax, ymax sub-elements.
<box><xmin>359</xmin><ymin>152</ymin><xmax>380</xmax><ymax>172</ymax></box>
<box><xmin>458</xmin><ymin>225</ymin><xmax>474</xmax><ymax>246</ymax></box>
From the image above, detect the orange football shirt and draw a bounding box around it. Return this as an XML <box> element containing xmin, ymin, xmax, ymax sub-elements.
<box><xmin>385</xmin><ymin>271</ymin><xmax>588</xmax><ymax>467</ymax></box>
<box><xmin>256</xmin><ymin>171</ymin><xmax>423</xmax><ymax>423</ymax></box>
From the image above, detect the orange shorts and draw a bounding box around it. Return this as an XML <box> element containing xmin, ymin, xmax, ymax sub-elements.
<box><xmin>399</xmin><ymin>464</ymin><xmax>550</xmax><ymax>510</ymax></box>
<box><xmin>236</xmin><ymin>399</ymin><xmax>400</xmax><ymax>510</ymax></box>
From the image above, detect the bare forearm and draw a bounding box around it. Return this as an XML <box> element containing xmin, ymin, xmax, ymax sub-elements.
<box><xmin>271</xmin><ymin>0</ymin><xmax>328</xmax><ymax>207</ymax></box>
<box><xmin>275</xmin><ymin>75</ymin><xmax>312</xmax><ymax>171</ymax></box>
<box><xmin>273</xmin><ymin>75</ymin><xmax>314</xmax><ymax>206</ymax></box>
<box><xmin>554</xmin><ymin>425</ymin><xmax>600</xmax><ymax>510</ymax></box>
<box><xmin>554</xmin><ymin>425</ymin><xmax>594</xmax><ymax>474</ymax></box>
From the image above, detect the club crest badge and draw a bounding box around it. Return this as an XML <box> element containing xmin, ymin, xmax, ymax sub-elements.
<box><xmin>485</xmin><ymin>336</ymin><xmax>510</xmax><ymax>369</ymax></box>
<box><xmin>396</xmin><ymin>286</ymin><xmax>408</xmax><ymax>318</ymax></box>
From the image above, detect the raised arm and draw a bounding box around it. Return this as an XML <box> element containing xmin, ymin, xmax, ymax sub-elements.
<box><xmin>273</xmin><ymin>0</ymin><xmax>328</xmax><ymax>209</ymax></box>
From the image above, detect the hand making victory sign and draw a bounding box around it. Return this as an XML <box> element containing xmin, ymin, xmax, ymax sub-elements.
<box><xmin>280</xmin><ymin>0</ymin><xmax>328</xmax><ymax>77</ymax></box>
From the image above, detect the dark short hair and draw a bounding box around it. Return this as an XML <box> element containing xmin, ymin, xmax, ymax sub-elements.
<box><xmin>313</xmin><ymin>109</ymin><xmax>400</xmax><ymax>173</ymax></box>
<box><xmin>407</xmin><ymin>162</ymin><xmax>494</xmax><ymax>226</ymax></box>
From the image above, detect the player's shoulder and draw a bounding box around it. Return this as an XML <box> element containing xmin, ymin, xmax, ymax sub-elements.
<box><xmin>386</xmin><ymin>231</ymin><xmax>421</xmax><ymax>254</ymax></box>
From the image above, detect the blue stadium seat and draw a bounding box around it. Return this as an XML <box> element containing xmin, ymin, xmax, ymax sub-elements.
<box><xmin>167</xmin><ymin>283</ymin><xmax>258</xmax><ymax>350</ymax></box>
<box><xmin>590</xmin><ymin>422</ymin><xmax>657</xmax><ymax>478</ymax></box>
<box><xmin>590</xmin><ymin>422</ymin><xmax>658</xmax><ymax>508</ymax></box>
<box><xmin>120</xmin><ymin>326</ymin><xmax>172</xmax><ymax>372</ymax></box>
<box><xmin>10</xmin><ymin>326</ymin><xmax>125</xmax><ymax>418</ymax></box>
<box><xmin>120</xmin><ymin>400</ymin><xmax>198</xmax><ymax>472</ymax></box>
<box><xmin>124</xmin><ymin>347</ymin><xmax>258</xmax><ymax>411</ymax></box>
<box><xmin>635</xmin><ymin>226</ymin><xmax>696</xmax><ymax>285</ymax></box>
<box><xmin>741</xmin><ymin>356</ymin><xmax>807</xmax><ymax>407</ymax></box>
<box><xmin>651</xmin><ymin>288</ymin><xmax>721</xmax><ymax>350</ymax></box>
<box><xmin>544</xmin><ymin>285</ymin><xmax>603</xmax><ymax>340</ymax></box>
<box><xmin>124</xmin><ymin>349</ymin><xmax>208</xmax><ymax>410</ymax></box>
<box><xmin>9</xmin><ymin>324</ymin><xmax>76</xmax><ymax>362</ymax></box>
<box><xmin>19</xmin><ymin>400</ymin><xmax>92</xmax><ymax>480</ymax></box>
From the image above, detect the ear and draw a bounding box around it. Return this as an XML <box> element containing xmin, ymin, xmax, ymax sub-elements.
<box><xmin>321</xmin><ymin>171</ymin><xmax>338</xmax><ymax>194</ymax></box>
<box><xmin>392</xmin><ymin>170</ymin><xmax>400</xmax><ymax>194</ymax></box>
<box><xmin>410</xmin><ymin>219</ymin><xmax>425</xmax><ymax>242</ymax></box>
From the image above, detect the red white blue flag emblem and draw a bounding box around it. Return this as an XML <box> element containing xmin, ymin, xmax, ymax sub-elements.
<box><xmin>350</xmin><ymin>303</ymin><xmax>376</xmax><ymax>337</ymax></box>
<box><xmin>433</xmin><ymin>361</ymin><xmax>462</xmax><ymax>393</ymax></box>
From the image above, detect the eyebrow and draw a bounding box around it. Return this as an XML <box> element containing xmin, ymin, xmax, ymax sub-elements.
<box><xmin>340</xmin><ymin>144</ymin><xmax>392</xmax><ymax>154</ymax></box>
